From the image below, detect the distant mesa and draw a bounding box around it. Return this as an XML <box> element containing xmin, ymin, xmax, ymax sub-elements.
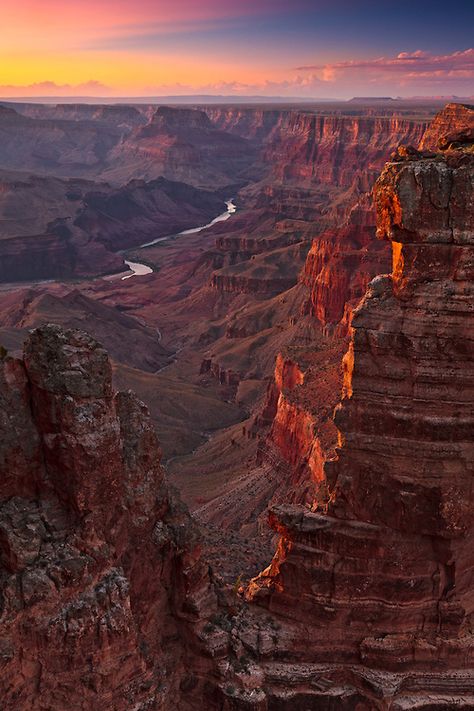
<box><xmin>348</xmin><ymin>96</ymin><xmax>396</xmax><ymax>102</ymax></box>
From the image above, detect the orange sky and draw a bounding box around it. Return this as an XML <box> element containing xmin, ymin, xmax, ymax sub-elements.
<box><xmin>2</xmin><ymin>0</ymin><xmax>298</xmax><ymax>94</ymax></box>
<box><xmin>1</xmin><ymin>0</ymin><xmax>473</xmax><ymax>98</ymax></box>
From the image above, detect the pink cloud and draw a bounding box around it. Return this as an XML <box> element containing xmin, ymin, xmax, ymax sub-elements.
<box><xmin>297</xmin><ymin>48</ymin><xmax>474</xmax><ymax>83</ymax></box>
<box><xmin>2</xmin><ymin>49</ymin><xmax>473</xmax><ymax>100</ymax></box>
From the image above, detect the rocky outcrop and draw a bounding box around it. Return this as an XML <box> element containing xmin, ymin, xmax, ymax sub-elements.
<box><xmin>200</xmin><ymin>357</ymin><xmax>241</xmax><ymax>389</ymax></box>
<box><xmin>243</xmin><ymin>139</ymin><xmax>474</xmax><ymax>705</ymax></box>
<box><xmin>0</xmin><ymin>325</ymin><xmax>215</xmax><ymax>710</ymax></box>
<box><xmin>106</xmin><ymin>106</ymin><xmax>256</xmax><ymax>188</ymax></box>
<box><xmin>254</xmin><ymin>340</ymin><xmax>344</xmax><ymax>512</ymax></box>
<box><xmin>419</xmin><ymin>102</ymin><xmax>474</xmax><ymax>150</ymax></box>
<box><xmin>253</xmin><ymin>353</ymin><xmax>305</xmax><ymax>432</ymax></box>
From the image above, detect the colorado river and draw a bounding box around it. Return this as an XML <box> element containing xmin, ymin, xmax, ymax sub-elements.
<box><xmin>121</xmin><ymin>199</ymin><xmax>236</xmax><ymax>280</ymax></box>
<box><xmin>121</xmin><ymin>260</ymin><xmax>154</xmax><ymax>280</ymax></box>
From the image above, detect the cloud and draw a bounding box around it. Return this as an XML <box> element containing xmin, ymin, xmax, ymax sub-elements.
<box><xmin>297</xmin><ymin>48</ymin><xmax>474</xmax><ymax>84</ymax></box>
<box><xmin>2</xmin><ymin>49</ymin><xmax>473</xmax><ymax>100</ymax></box>
<box><xmin>0</xmin><ymin>76</ymin><xmax>326</xmax><ymax>99</ymax></box>
<box><xmin>0</xmin><ymin>80</ymin><xmax>111</xmax><ymax>97</ymax></box>
<box><xmin>82</xmin><ymin>18</ymin><xmax>244</xmax><ymax>51</ymax></box>
<box><xmin>139</xmin><ymin>75</ymin><xmax>328</xmax><ymax>98</ymax></box>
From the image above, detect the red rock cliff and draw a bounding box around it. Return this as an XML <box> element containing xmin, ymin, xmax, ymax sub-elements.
<box><xmin>242</xmin><ymin>139</ymin><xmax>474</xmax><ymax>707</ymax></box>
<box><xmin>419</xmin><ymin>102</ymin><xmax>474</xmax><ymax>150</ymax></box>
<box><xmin>263</xmin><ymin>113</ymin><xmax>427</xmax><ymax>188</ymax></box>
<box><xmin>0</xmin><ymin>325</ymin><xmax>215</xmax><ymax>710</ymax></box>
<box><xmin>301</xmin><ymin>218</ymin><xmax>391</xmax><ymax>334</ymax></box>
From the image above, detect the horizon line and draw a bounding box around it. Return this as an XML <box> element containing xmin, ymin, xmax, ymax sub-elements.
<box><xmin>1</xmin><ymin>93</ymin><xmax>471</xmax><ymax>104</ymax></box>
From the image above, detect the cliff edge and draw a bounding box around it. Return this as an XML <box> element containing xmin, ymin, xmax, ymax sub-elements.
<box><xmin>242</xmin><ymin>134</ymin><xmax>474</xmax><ymax>708</ymax></box>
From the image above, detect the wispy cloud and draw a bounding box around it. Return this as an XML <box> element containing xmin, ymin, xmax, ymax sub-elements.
<box><xmin>81</xmin><ymin>17</ymin><xmax>247</xmax><ymax>51</ymax></box>
<box><xmin>0</xmin><ymin>80</ymin><xmax>110</xmax><ymax>97</ymax></box>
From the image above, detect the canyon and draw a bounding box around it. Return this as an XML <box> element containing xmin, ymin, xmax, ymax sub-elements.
<box><xmin>0</xmin><ymin>99</ymin><xmax>472</xmax><ymax>708</ymax></box>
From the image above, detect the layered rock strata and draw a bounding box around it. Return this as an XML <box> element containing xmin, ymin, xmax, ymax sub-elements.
<box><xmin>298</xmin><ymin>185</ymin><xmax>390</xmax><ymax>332</ymax></box>
<box><xmin>244</xmin><ymin>145</ymin><xmax>474</xmax><ymax>706</ymax></box>
<box><xmin>255</xmin><ymin>345</ymin><xmax>343</xmax><ymax>508</ymax></box>
<box><xmin>262</xmin><ymin>113</ymin><xmax>428</xmax><ymax>188</ymax></box>
<box><xmin>0</xmin><ymin>325</ymin><xmax>214</xmax><ymax>710</ymax></box>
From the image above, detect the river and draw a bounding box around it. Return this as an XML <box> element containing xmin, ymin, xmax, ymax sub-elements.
<box><xmin>121</xmin><ymin>199</ymin><xmax>236</xmax><ymax>281</ymax></box>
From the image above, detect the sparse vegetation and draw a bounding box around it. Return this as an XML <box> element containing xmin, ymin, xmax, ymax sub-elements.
<box><xmin>232</xmin><ymin>573</ymin><xmax>243</xmax><ymax>595</ymax></box>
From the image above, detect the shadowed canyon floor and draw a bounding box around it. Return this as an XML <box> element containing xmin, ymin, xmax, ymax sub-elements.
<box><xmin>0</xmin><ymin>100</ymin><xmax>473</xmax><ymax>708</ymax></box>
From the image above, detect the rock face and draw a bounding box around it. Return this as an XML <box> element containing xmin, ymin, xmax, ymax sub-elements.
<box><xmin>262</xmin><ymin>113</ymin><xmax>427</xmax><ymax>188</ymax></box>
<box><xmin>207</xmin><ymin>108</ymin><xmax>428</xmax><ymax>190</ymax></box>
<box><xmin>106</xmin><ymin>106</ymin><xmax>256</xmax><ymax>188</ymax></box>
<box><xmin>210</xmin><ymin>272</ymin><xmax>297</xmax><ymax>296</ymax></box>
<box><xmin>0</xmin><ymin>106</ymin><xmax>124</xmax><ymax>177</ymax></box>
<box><xmin>255</xmin><ymin>345</ymin><xmax>343</xmax><ymax>509</ymax></box>
<box><xmin>419</xmin><ymin>102</ymin><xmax>474</xmax><ymax>150</ymax></box>
<box><xmin>301</xmin><ymin>219</ymin><xmax>391</xmax><ymax>335</ymax></box>
<box><xmin>210</xmin><ymin>239</ymin><xmax>308</xmax><ymax>298</ymax></box>
<box><xmin>0</xmin><ymin>324</ymin><xmax>214</xmax><ymax>710</ymax></box>
<box><xmin>205</xmin><ymin>107</ymin><xmax>283</xmax><ymax>140</ymax></box>
<box><xmin>244</xmin><ymin>144</ymin><xmax>474</xmax><ymax>706</ymax></box>
<box><xmin>0</xmin><ymin>227</ymin><xmax>125</xmax><ymax>283</ymax></box>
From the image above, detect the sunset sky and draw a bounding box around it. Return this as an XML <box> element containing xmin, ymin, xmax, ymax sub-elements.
<box><xmin>2</xmin><ymin>0</ymin><xmax>473</xmax><ymax>98</ymax></box>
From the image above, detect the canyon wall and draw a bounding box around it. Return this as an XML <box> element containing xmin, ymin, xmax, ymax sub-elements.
<box><xmin>206</xmin><ymin>109</ymin><xmax>428</xmax><ymax>189</ymax></box>
<box><xmin>261</xmin><ymin>113</ymin><xmax>428</xmax><ymax>188</ymax></box>
<box><xmin>0</xmin><ymin>227</ymin><xmax>124</xmax><ymax>283</ymax></box>
<box><xmin>301</xmin><ymin>223</ymin><xmax>391</xmax><ymax>334</ymax></box>
<box><xmin>248</xmin><ymin>106</ymin><xmax>473</xmax><ymax>517</ymax></box>
<box><xmin>419</xmin><ymin>101</ymin><xmax>474</xmax><ymax>150</ymax></box>
<box><xmin>255</xmin><ymin>343</ymin><xmax>343</xmax><ymax>509</ymax></box>
<box><xmin>0</xmin><ymin>103</ymin><xmax>473</xmax><ymax>710</ymax></box>
<box><xmin>242</xmin><ymin>139</ymin><xmax>474</xmax><ymax>707</ymax></box>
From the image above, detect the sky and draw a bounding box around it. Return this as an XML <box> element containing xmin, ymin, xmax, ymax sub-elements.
<box><xmin>1</xmin><ymin>0</ymin><xmax>473</xmax><ymax>99</ymax></box>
